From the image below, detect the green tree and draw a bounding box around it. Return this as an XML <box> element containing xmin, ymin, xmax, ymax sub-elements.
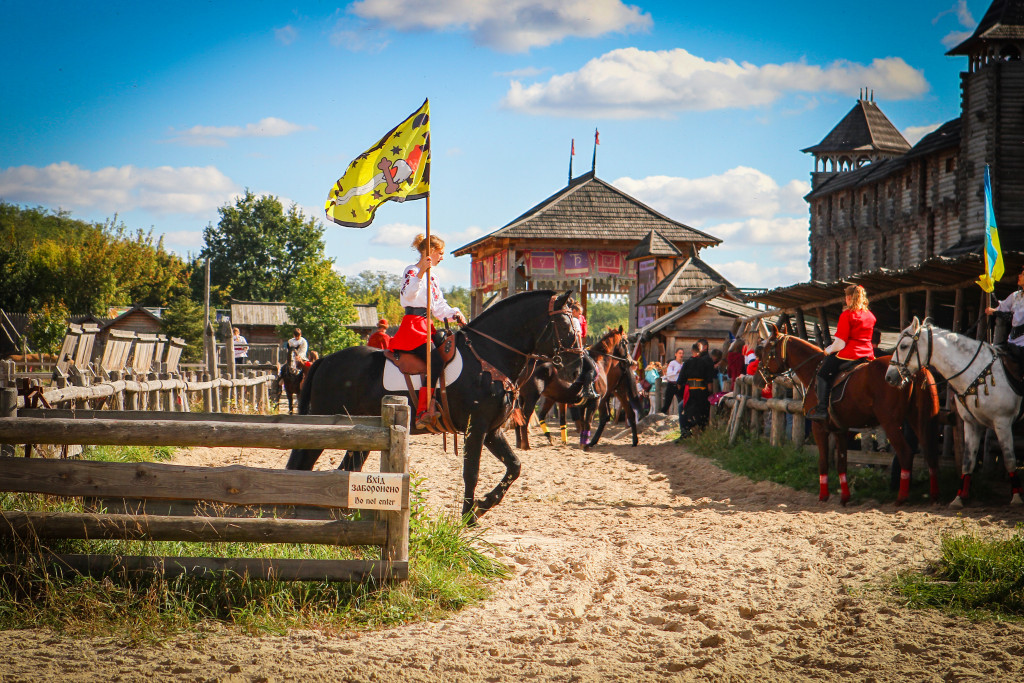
<box><xmin>201</xmin><ymin>190</ymin><xmax>325</xmax><ymax>302</ymax></box>
<box><xmin>161</xmin><ymin>296</ymin><xmax>215</xmax><ymax>363</ymax></box>
<box><xmin>282</xmin><ymin>257</ymin><xmax>360</xmax><ymax>355</ymax></box>
<box><xmin>26</xmin><ymin>301</ymin><xmax>70</xmax><ymax>354</ymax></box>
<box><xmin>585</xmin><ymin>300</ymin><xmax>629</xmax><ymax>343</ymax></box>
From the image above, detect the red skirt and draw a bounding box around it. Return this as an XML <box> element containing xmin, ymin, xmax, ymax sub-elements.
<box><xmin>390</xmin><ymin>314</ymin><xmax>436</xmax><ymax>351</ymax></box>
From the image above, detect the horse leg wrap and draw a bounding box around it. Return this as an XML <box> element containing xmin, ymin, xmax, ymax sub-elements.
<box><xmin>958</xmin><ymin>474</ymin><xmax>972</xmax><ymax>501</ymax></box>
<box><xmin>839</xmin><ymin>472</ymin><xmax>850</xmax><ymax>501</ymax></box>
<box><xmin>560</xmin><ymin>425</ymin><xmax>568</xmax><ymax>444</ymax></box>
<box><xmin>929</xmin><ymin>467</ymin><xmax>940</xmax><ymax>501</ymax></box>
<box><xmin>539</xmin><ymin>420</ymin><xmax>550</xmax><ymax>435</ymax></box>
<box><xmin>819</xmin><ymin>474</ymin><xmax>829</xmax><ymax>501</ymax></box>
<box><xmin>580</xmin><ymin>430</ymin><xmax>590</xmax><ymax>446</ymax></box>
<box><xmin>1010</xmin><ymin>472</ymin><xmax>1023</xmax><ymax>496</ymax></box>
<box><xmin>898</xmin><ymin>469</ymin><xmax>911</xmax><ymax>500</ymax></box>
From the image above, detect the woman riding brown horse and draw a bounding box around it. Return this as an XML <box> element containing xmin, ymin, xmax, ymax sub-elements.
<box><xmin>581</xmin><ymin>326</ymin><xmax>643</xmax><ymax>450</ymax></box>
<box><xmin>759</xmin><ymin>323</ymin><xmax>940</xmax><ymax>505</ymax></box>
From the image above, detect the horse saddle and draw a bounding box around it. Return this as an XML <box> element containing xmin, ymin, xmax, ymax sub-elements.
<box><xmin>381</xmin><ymin>345</ymin><xmax>464</xmax><ymax>393</ymax></box>
<box><xmin>993</xmin><ymin>345</ymin><xmax>1024</xmax><ymax>396</ymax></box>
<box><xmin>381</xmin><ymin>331</ymin><xmax>457</xmax><ymax>376</ymax></box>
<box><xmin>828</xmin><ymin>358</ymin><xmax>870</xmax><ymax>406</ymax></box>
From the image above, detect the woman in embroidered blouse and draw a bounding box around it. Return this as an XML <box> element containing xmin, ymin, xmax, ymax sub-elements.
<box><xmin>389</xmin><ymin>234</ymin><xmax>466</xmax><ymax>424</ymax></box>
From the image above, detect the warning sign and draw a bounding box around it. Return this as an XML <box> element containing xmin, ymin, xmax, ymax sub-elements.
<box><xmin>347</xmin><ymin>472</ymin><xmax>404</xmax><ymax>511</ymax></box>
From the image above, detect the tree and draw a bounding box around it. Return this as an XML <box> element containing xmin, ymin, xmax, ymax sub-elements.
<box><xmin>161</xmin><ymin>296</ymin><xmax>214</xmax><ymax>363</ymax></box>
<box><xmin>201</xmin><ymin>190</ymin><xmax>325</xmax><ymax>302</ymax></box>
<box><xmin>282</xmin><ymin>257</ymin><xmax>360</xmax><ymax>355</ymax></box>
<box><xmin>26</xmin><ymin>301</ymin><xmax>70</xmax><ymax>354</ymax></box>
<box><xmin>585</xmin><ymin>300</ymin><xmax>629</xmax><ymax>343</ymax></box>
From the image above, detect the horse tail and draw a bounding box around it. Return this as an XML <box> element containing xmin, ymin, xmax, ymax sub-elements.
<box><xmin>297</xmin><ymin>357</ymin><xmax>322</xmax><ymax>415</ymax></box>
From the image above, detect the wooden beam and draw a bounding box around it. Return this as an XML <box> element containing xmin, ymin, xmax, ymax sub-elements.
<box><xmin>0</xmin><ymin>511</ymin><xmax>386</xmax><ymax>546</ymax></box>
<box><xmin>899</xmin><ymin>293</ymin><xmax>908</xmax><ymax>330</ymax></box>
<box><xmin>794</xmin><ymin>308</ymin><xmax>808</xmax><ymax>340</ymax></box>
<box><xmin>952</xmin><ymin>288</ymin><xmax>964</xmax><ymax>333</ymax></box>
<box><xmin>0</xmin><ymin>417</ymin><xmax>390</xmax><ymax>450</ymax></box>
<box><xmin>16</xmin><ymin>409</ymin><xmax>380</xmax><ymax>427</ymax></box>
<box><xmin>4</xmin><ymin>553</ymin><xmax>408</xmax><ymax>583</ymax></box>
<box><xmin>816</xmin><ymin>308</ymin><xmax>832</xmax><ymax>345</ymax></box>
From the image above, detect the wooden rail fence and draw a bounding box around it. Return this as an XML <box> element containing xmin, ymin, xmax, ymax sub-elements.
<box><xmin>0</xmin><ymin>396</ymin><xmax>411</xmax><ymax>583</ymax></box>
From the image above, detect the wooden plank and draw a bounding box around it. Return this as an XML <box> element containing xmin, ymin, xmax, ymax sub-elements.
<box><xmin>1</xmin><ymin>553</ymin><xmax>408</xmax><ymax>583</ymax></box>
<box><xmin>17</xmin><ymin>409</ymin><xmax>381</xmax><ymax>427</ymax></box>
<box><xmin>0</xmin><ymin>459</ymin><xmax>384</xmax><ymax>509</ymax></box>
<box><xmin>0</xmin><ymin>417</ymin><xmax>390</xmax><ymax>450</ymax></box>
<box><xmin>380</xmin><ymin>397</ymin><xmax>411</xmax><ymax>566</ymax></box>
<box><xmin>87</xmin><ymin>498</ymin><xmax>351</xmax><ymax>520</ymax></box>
<box><xmin>0</xmin><ymin>511</ymin><xmax>386</xmax><ymax>546</ymax></box>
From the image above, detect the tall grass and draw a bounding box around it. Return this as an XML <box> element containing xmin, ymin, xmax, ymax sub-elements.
<box><xmin>892</xmin><ymin>525</ymin><xmax>1024</xmax><ymax>621</ymax></box>
<box><xmin>0</xmin><ymin>451</ymin><xmax>508</xmax><ymax>640</ymax></box>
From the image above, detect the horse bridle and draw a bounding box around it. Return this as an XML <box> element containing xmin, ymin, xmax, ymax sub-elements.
<box><xmin>891</xmin><ymin>322</ymin><xmax>996</xmax><ymax>410</ymax></box>
<box><xmin>758</xmin><ymin>334</ymin><xmax>817</xmax><ymax>388</ymax></box>
<box><xmin>461</xmin><ymin>296</ymin><xmax>583</xmax><ymax>368</ymax></box>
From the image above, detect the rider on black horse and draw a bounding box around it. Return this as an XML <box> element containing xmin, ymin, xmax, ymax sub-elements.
<box><xmin>389</xmin><ymin>233</ymin><xmax>467</xmax><ymax>430</ymax></box>
<box><xmin>808</xmin><ymin>284</ymin><xmax>876</xmax><ymax>421</ymax></box>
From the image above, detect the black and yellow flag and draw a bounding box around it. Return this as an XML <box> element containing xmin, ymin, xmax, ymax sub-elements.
<box><xmin>325</xmin><ymin>99</ymin><xmax>430</xmax><ymax>228</ymax></box>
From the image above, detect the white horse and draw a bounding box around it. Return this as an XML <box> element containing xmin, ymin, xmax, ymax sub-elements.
<box><xmin>885</xmin><ymin>317</ymin><xmax>1024</xmax><ymax>508</ymax></box>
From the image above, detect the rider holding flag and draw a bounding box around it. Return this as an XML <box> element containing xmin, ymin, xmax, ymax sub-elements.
<box><xmin>390</xmin><ymin>233</ymin><xmax>467</xmax><ymax>428</ymax></box>
<box><xmin>984</xmin><ymin>266</ymin><xmax>1024</xmax><ymax>363</ymax></box>
<box><xmin>807</xmin><ymin>285</ymin><xmax>876</xmax><ymax>421</ymax></box>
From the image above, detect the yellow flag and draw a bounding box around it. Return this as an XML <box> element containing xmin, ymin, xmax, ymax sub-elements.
<box><xmin>325</xmin><ymin>99</ymin><xmax>430</xmax><ymax>228</ymax></box>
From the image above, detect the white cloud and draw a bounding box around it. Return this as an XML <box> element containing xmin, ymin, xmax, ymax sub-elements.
<box><xmin>334</xmin><ymin>256</ymin><xmax>458</xmax><ymax>285</ymax></box>
<box><xmin>613</xmin><ymin>167</ymin><xmax>810</xmax><ymax>224</ymax></box>
<box><xmin>935</xmin><ymin>2</ymin><xmax>975</xmax><ymax>48</ymax></box>
<box><xmin>503</xmin><ymin>48</ymin><xmax>929</xmax><ymax>118</ymax></box>
<box><xmin>702</xmin><ymin>255</ymin><xmax>810</xmax><ymax>290</ymax></box>
<box><xmin>348</xmin><ymin>0</ymin><xmax>652</xmax><ymax>52</ymax></box>
<box><xmin>705</xmin><ymin>216</ymin><xmax>809</xmax><ymax>245</ymax></box>
<box><xmin>494</xmin><ymin>66</ymin><xmax>551</xmax><ymax>79</ymax></box>
<box><xmin>160</xmin><ymin>230</ymin><xmax>205</xmax><ymax>251</ymax></box>
<box><xmin>0</xmin><ymin>162</ymin><xmax>238</xmax><ymax>215</ymax></box>
<box><xmin>275</xmin><ymin>25</ymin><xmax>298</xmax><ymax>45</ymax></box>
<box><xmin>168</xmin><ymin>117</ymin><xmax>314</xmax><ymax>146</ymax></box>
<box><xmin>903</xmin><ymin>122</ymin><xmax>942</xmax><ymax>146</ymax></box>
<box><xmin>368</xmin><ymin>222</ymin><xmax>486</xmax><ymax>249</ymax></box>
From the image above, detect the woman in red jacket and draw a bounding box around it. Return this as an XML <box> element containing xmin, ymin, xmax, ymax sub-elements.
<box><xmin>807</xmin><ymin>284</ymin><xmax>876</xmax><ymax>421</ymax></box>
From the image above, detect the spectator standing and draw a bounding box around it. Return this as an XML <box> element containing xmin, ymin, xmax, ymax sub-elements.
<box><xmin>232</xmin><ymin>328</ymin><xmax>249</xmax><ymax>365</ymax></box>
<box><xmin>367</xmin><ymin>319</ymin><xmax>391</xmax><ymax>349</ymax></box>
<box><xmin>660</xmin><ymin>348</ymin><xmax>686</xmax><ymax>414</ymax></box>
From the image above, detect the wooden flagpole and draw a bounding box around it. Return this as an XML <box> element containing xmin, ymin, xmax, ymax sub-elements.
<box><xmin>425</xmin><ymin>195</ymin><xmax>432</xmax><ymax>415</ymax></box>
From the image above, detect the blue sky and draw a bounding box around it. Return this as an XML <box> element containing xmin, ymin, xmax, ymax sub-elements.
<box><xmin>0</xmin><ymin>0</ymin><xmax>989</xmax><ymax>291</ymax></box>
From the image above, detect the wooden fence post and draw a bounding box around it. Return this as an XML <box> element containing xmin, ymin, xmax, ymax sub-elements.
<box><xmin>0</xmin><ymin>383</ymin><xmax>16</xmax><ymax>458</ymax></box>
<box><xmin>380</xmin><ymin>396</ymin><xmax>410</xmax><ymax>569</ymax></box>
<box><xmin>770</xmin><ymin>378</ymin><xmax>785</xmax><ymax>447</ymax></box>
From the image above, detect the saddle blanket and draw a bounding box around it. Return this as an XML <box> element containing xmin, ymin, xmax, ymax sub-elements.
<box><xmin>382</xmin><ymin>348</ymin><xmax>464</xmax><ymax>392</ymax></box>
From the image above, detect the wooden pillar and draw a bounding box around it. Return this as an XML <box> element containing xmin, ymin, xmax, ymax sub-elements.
<box><xmin>924</xmin><ymin>289</ymin><xmax>934</xmax><ymax>322</ymax></box>
<box><xmin>380</xmin><ymin>395</ymin><xmax>411</xmax><ymax>567</ymax></box>
<box><xmin>952</xmin><ymin>288</ymin><xmax>964</xmax><ymax>334</ymax></box>
<box><xmin>507</xmin><ymin>247</ymin><xmax>516</xmax><ymax>295</ymax></box>
<box><xmin>581</xmin><ymin>281</ymin><xmax>588</xmax><ymax>319</ymax></box>
<box><xmin>0</xmin><ymin>371</ymin><xmax>16</xmax><ymax>456</ymax></box>
<box><xmin>976</xmin><ymin>289</ymin><xmax>989</xmax><ymax>340</ymax></box>
<box><xmin>794</xmin><ymin>308</ymin><xmax>808</xmax><ymax>340</ymax></box>
<box><xmin>816</xmin><ymin>308</ymin><xmax>832</xmax><ymax>346</ymax></box>
<box><xmin>899</xmin><ymin>293</ymin><xmax>909</xmax><ymax>330</ymax></box>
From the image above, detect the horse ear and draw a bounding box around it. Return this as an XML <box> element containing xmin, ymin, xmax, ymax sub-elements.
<box><xmin>555</xmin><ymin>291</ymin><xmax>573</xmax><ymax>310</ymax></box>
<box><xmin>618</xmin><ymin>324</ymin><xmax>624</xmax><ymax>333</ymax></box>
<box><xmin>911</xmin><ymin>316</ymin><xmax>920</xmax><ymax>331</ymax></box>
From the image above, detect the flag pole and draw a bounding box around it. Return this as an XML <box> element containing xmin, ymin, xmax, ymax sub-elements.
<box><xmin>425</xmin><ymin>194</ymin><xmax>432</xmax><ymax>416</ymax></box>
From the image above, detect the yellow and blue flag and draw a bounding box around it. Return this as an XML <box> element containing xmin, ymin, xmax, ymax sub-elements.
<box><xmin>326</xmin><ymin>99</ymin><xmax>430</xmax><ymax>228</ymax></box>
<box><xmin>977</xmin><ymin>164</ymin><xmax>1004</xmax><ymax>292</ymax></box>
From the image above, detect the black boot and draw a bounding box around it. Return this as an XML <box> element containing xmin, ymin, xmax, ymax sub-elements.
<box><xmin>807</xmin><ymin>376</ymin><xmax>831</xmax><ymax>421</ymax></box>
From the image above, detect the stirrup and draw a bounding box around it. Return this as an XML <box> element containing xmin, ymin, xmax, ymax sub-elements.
<box><xmin>806</xmin><ymin>406</ymin><xmax>829</xmax><ymax>421</ymax></box>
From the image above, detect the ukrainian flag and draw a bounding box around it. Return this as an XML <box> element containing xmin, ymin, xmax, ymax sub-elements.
<box><xmin>326</xmin><ymin>100</ymin><xmax>430</xmax><ymax>229</ymax></box>
<box><xmin>977</xmin><ymin>165</ymin><xmax>1004</xmax><ymax>292</ymax></box>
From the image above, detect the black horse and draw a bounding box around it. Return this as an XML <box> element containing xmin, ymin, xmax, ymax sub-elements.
<box><xmin>286</xmin><ymin>290</ymin><xmax>588</xmax><ymax>521</ymax></box>
<box><xmin>514</xmin><ymin>353</ymin><xmax>599</xmax><ymax>450</ymax></box>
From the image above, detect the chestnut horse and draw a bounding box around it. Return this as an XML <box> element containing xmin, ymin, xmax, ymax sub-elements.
<box><xmin>582</xmin><ymin>326</ymin><xmax>643</xmax><ymax>449</ymax></box>
<box><xmin>759</xmin><ymin>324</ymin><xmax>940</xmax><ymax>505</ymax></box>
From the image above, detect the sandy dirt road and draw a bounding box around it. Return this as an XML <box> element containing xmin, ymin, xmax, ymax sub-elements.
<box><xmin>2</xmin><ymin>424</ymin><xmax>1024</xmax><ymax>682</ymax></box>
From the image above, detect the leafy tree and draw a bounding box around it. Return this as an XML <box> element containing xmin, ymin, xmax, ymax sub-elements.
<box><xmin>161</xmin><ymin>296</ymin><xmax>215</xmax><ymax>363</ymax></box>
<box><xmin>0</xmin><ymin>237</ymin><xmax>33</xmax><ymax>312</ymax></box>
<box><xmin>282</xmin><ymin>257</ymin><xmax>360</xmax><ymax>355</ymax></box>
<box><xmin>585</xmin><ymin>300</ymin><xmax>629</xmax><ymax>343</ymax></box>
<box><xmin>201</xmin><ymin>190</ymin><xmax>325</xmax><ymax>302</ymax></box>
<box><xmin>26</xmin><ymin>301</ymin><xmax>70</xmax><ymax>354</ymax></box>
<box><xmin>444</xmin><ymin>285</ymin><xmax>471</xmax><ymax>319</ymax></box>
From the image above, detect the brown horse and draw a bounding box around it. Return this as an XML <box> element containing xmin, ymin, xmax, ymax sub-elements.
<box><xmin>276</xmin><ymin>349</ymin><xmax>305</xmax><ymax>414</ymax></box>
<box><xmin>514</xmin><ymin>354</ymin><xmax>599</xmax><ymax>450</ymax></box>
<box><xmin>759</xmin><ymin>323</ymin><xmax>940</xmax><ymax>505</ymax></box>
<box><xmin>582</xmin><ymin>326</ymin><xmax>643</xmax><ymax>449</ymax></box>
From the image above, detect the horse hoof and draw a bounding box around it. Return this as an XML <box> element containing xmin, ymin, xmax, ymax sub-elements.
<box><xmin>949</xmin><ymin>496</ymin><xmax>964</xmax><ymax>510</ymax></box>
<box><xmin>1010</xmin><ymin>493</ymin><xmax>1024</xmax><ymax>506</ymax></box>
<box><xmin>818</xmin><ymin>495</ymin><xmax>829</xmax><ymax>503</ymax></box>
<box><xmin>895</xmin><ymin>495</ymin><xmax>908</xmax><ymax>507</ymax></box>
<box><xmin>840</xmin><ymin>496</ymin><xmax>851</xmax><ymax>507</ymax></box>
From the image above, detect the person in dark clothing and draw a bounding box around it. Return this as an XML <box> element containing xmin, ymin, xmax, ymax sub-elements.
<box><xmin>676</xmin><ymin>342</ymin><xmax>716</xmax><ymax>441</ymax></box>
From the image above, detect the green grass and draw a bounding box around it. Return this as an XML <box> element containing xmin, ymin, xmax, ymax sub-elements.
<box><xmin>82</xmin><ymin>444</ymin><xmax>176</xmax><ymax>463</ymax></box>
<box><xmin>892</xmin><ymin>525</ymin><xmax>1024</xmax><ymax>621</ymax></box>
<box><xmin>0</xmin><ymin>449</ymin><xmax>508</xmax><ymax>641</ymax></box>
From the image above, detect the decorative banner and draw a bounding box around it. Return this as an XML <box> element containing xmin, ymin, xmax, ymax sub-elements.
<box><xmin>563</xmin><ymin>250</ymin><xmax>591</xmax><ymax>276</ymax></box>
<box><xmin>347</xmin><ymin>472</ymin><xmax>404</xmax><ymax>510</ymax></box>
<box><xmin>530</xmin><ymin>251</ymin><xmax>556</xmax><ymax>273</ymax></box>
<box><xmin>596</xmin><ymin>251</ymin><xmax>621</xmax><ymax>275</ymax></box>
<box><xmin>483</xmin><ymin>254</ymin><xmax>494</xmax><ymax>287</ymax></box>
<box><xmin>494</xmin><ymin>250</ymin><xmax>507</xmax><ymax>283</ymax></box>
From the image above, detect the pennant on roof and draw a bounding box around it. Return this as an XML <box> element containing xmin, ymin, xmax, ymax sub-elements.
<box><xmin>325</xmin><ymin>99</ymin><xmax>430</xmax><ymax>228</ymax></box>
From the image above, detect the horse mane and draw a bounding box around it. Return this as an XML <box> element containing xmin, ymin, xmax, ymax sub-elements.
<box><xmin>465</xmin><ymin>290</ymin><xmax>557</xmax><ymax>329</ymax></box>
<box><xmin>779</xmin><ymin>334</ymin><xmax>823</xmax><ymax>355</ymax></box>
<box><xmin>587</xmin><ymin>327</ymin><xmax>623</xmax><ymax>356</ymax></box>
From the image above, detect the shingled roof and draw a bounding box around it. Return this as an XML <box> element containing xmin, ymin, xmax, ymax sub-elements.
<box><xmin>636</xmin><ymin>256</ymin><xmax>742</xmax><ymax>306</ymax></box>
<box><xmin>948</xmin><ymin>0</ymin><xmax>1024</xmax><ymax>55</ymax></box>
<box><xmin>625</xmin><ymin>230</ymin><xmax>684</xmax><ymax>260</ymax></box>
<box><xmin>805</xmin><ymin>118</ymin><xmax>961</xmax><ymax>200</ymax></box>
<box><xmin>452</xmin><ymin>171</ymin><xmax>720</xmax><ymax>256</ymax></box>
<box><xmin>801</xmin><ymin>99</ymin><xmax>911</xmax><ymax>156</ymax></box>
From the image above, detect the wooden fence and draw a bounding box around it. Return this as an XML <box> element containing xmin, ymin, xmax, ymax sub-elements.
<box><xmin>0</xmin><ymin>397</ymin><xmax>411</xmax><ymax>583</ymax></box>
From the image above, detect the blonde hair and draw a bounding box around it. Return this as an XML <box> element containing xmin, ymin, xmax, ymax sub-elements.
<box><xmin>412</xmin><ymin>233</ymin><xmax>445</xmax><ymax>255</ymax></box>
<box><xmin>845</xmin><ymin>284</ymin><xmax>869</xmax><ymax>312</ymax></box>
